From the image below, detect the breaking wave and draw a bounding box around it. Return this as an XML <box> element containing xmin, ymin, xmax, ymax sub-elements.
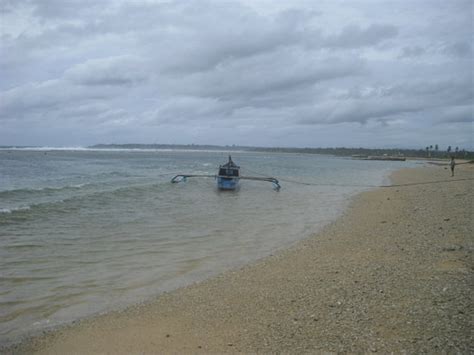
<box><xmin>0</xmin><ymin>206</ymin><xmax>31</xmax><ymax>214</ymax></box>
<box><xmin>0</xmin><ymin>184</ymin><xmax>86</xmax><ymax>198</ymax></box>
<box><xmin>0</xmin><ymin>181</ymin><xmax>173</xmax><ymax>221</ymax></box>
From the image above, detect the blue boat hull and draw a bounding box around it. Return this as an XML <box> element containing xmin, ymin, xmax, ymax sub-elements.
<box><xmin>217</xmin><ymin>177</ymin><xmax>240</xmax><ymax>190</ymax></box>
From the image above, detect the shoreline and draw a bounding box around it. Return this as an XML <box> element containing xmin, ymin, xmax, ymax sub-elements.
<box><xmin>6</xmin><ymin>164</ymin><xmax>473</xmax><ymax>353</ymax></box>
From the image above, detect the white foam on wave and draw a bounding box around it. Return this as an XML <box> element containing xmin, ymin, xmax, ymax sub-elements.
<box><xmin>0</xmin><ymin>147</ymin><xmax>246</xmax><ymax>154</ymax></box>
<box><xmin>0</xmin><ymin>206</ymin><xmax>31</xmax><ymax>214</ymax></box>
<box><xmin>0</xmin><ymin>146</ymin><xmax>88</xmax><ymax>151</ymax></box>
<box><xmin>0</xmin><ymin>183</ymin><xmax>87</xmax><ymax>195</ymax></box>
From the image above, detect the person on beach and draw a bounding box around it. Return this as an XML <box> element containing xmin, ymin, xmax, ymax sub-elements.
<box><xmin>450</xmin><ymin>157</ymin><xmax>455</xmax><ymax>177</ymax></box>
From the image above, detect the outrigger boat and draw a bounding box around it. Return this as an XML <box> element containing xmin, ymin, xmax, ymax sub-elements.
<box><xmin>217</xmin><ymin>155</ymin><xmax>241</xmax><ymax>190</ymax></box>
<box><xmin>171</xmin><ymin>156</ymin><xmax>281</xmax><ymax>190</ymax></box>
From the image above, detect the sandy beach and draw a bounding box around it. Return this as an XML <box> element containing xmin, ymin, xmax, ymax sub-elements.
<box><xmin>7</xmin><ymin>164</ymin><xmax>473</xmax><ymax>354</ymax></box>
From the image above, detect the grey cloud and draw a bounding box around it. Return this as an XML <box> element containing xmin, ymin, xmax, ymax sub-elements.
<box><xmin>1</xmin><ymin>80</ymin><xmax>72</xmax><ymax>114</ymax></box>
<box><xmin>0</xmin><ymin>0</ymin><xmax>472</xmax><ymax>148</ymax></box>
<box><xmin>442</xmin><ymin>41</ymin><xmax>472</xmax><ymax>57</ymax></box>
<box><xmin>64</xmin><ymin>56</ymin><xmax>149</xmax><ymax>86</ymax></box>
<box><xmin>0</xmin><ymin>0</ymin><xmax>18</xmax><ymax>12</ymax></box>
<box><xmin>142</xmin><ymin>96</ymin><xmax>235</xmax><ymax>125</ymax></box>
<box><xmin>53</xmin><ymin>102</ymin><xmax>110</xmax><ymax>119</ymax></box>
<box><xmin>324</xmin><ymin>24</ymin><xmax>398</xmax><ymax>48</ymax></box>
<box><xmin>296</xmin><ymin>77</ymin><xmax>473</xmax><ymax>126</ymax></box>
<box><xmin>165</xmin><ymin>50</ymin><xmax>366</xmax><ymax>100</ymax></box>
<box><xmin>142</xmin><ymin>4</ymin><xmax>321</xmax><ymax>73</ymax></box>
<box><xmin>390</xmin><ymin>78</ymin><xmax>473</xmax><ymax>108</ymax></box>
<box><xmin>435</xmin><ymin>105</ymin><xmax>473</xmax><ymax>124</ymax></box>
<box><xmin>399</xmin><ymin>46</ymin><xmax>426</xmax><ymax>58</ymax></box>
<box><xmin>2</xmin><ymin>1</ymin><xmax>393</xmax><ymax>78</ymax></box>
<box><xmin>297</xmin><ymin>98</ymin><xmax>421</xmax><ymax>126</ymax></box>
<box><xmin>0</xmin><ymin>79</ymin><xmax>121</xmax><ymax>122</ymax></box>
<box><xmin>27</xmin><ymin>0</ymin><xmax>112</xmax><ymax>19</ymax></box>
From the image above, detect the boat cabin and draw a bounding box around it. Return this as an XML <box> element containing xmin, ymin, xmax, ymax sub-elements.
<box><xmin>217</xmin><ymin>156</ymin><xmax>240</xmax><ymax>190</ymax></box>
<box><xmin>218</xmin><ymin>156</ymin><xmax>240</xmax><ymax>177</ymax></box>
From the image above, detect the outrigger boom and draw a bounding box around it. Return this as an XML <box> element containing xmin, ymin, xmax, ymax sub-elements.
<box><xmin>171</xmin><ymin>174</ymin><xmax>215</xmax><ymax>183</ymax></box>
<box><xmin>171</xmin><ymin>174</ymin><xmax>281</xmax><ymax>190</ymax></box>
<box><xmin>240</xmin><ymin>176</ymin><xmax>281</xmax><ymax>189</ymax></box>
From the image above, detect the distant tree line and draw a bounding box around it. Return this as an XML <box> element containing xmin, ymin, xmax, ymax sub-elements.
<box><xmin>424</xmin><ymin>144</ymin><xmax>469</xmax><ymax>159</ymax></box>
<box><xmin>88</xmin><ymin>144</ymin><xmax>474</xmax><ymax>160</ymax></box>
<box><xmin>252</xmin><ymin>146</ymin><xmax>473</xmax><ymax>159</ymax></box>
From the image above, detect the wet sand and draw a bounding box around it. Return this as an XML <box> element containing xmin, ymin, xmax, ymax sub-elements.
<box><xmin>7</xmin><ymin>164</ymin><xmax>473</xmax><ymax>353</ymax></box>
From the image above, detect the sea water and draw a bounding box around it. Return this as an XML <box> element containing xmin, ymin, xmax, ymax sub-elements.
<box><xmin>0</xmin><ymin>149</ymin><xmax>415</xmax><ymax>344</ymax></box>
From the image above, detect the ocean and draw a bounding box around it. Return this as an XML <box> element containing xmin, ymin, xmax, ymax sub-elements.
<box><xmin>0</xmin><ymin>148</ymin><xmax>415</xmax><ymax>344</ymax></box>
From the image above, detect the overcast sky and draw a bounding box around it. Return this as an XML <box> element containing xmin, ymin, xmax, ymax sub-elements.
<box><xmin>1</xmin><ymin>0</ymin><xmax>472</xmax><ymax>149</ymax></box>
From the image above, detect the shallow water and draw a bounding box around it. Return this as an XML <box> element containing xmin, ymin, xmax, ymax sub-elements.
<box><xmin>0</xmin><ymin>149</ymin><xmax>414</xmax><ymax>343</ymax></box>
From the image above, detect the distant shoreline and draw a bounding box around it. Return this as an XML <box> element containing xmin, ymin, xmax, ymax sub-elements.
<box><xmin>1</xmin><ymin>144</ymin><xmax>472</xmax><ymax>160</ymax></box>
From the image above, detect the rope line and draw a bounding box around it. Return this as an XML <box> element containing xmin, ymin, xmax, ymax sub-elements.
<box><xmin>275</xmin><ymin>177</ymin><xmax>474</xmax><ymax>189</ymax></box>
<box><xmin>241</xmin><ymin>167</ymin><xmax>474</xmax><ymax>189</ymax></box>
<box><xmin>379</xmin><ymin>177</ymin><xmax>474</xmax><ymax>188</ymax></box>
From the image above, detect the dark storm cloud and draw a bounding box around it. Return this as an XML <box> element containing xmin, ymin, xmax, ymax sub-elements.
<box><xmin>0</xmin><ymin>0</ymin><xmax>472</xmax><ymax>148</ymax></box>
